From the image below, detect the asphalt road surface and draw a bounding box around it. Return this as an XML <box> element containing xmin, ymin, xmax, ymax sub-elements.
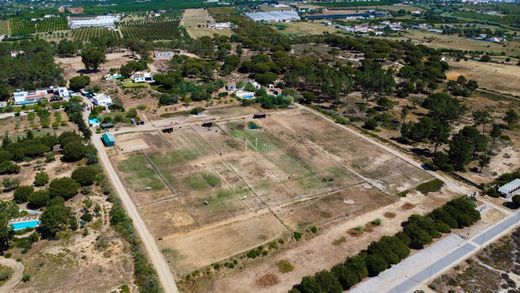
<box><xmin>353</xmin><ymin>208</ymin><xmax>520</xmax><ymax>293</ymax></box>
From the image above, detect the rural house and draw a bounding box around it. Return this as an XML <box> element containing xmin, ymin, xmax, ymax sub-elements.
<box><xmin>92</xmin><ymin>93</ymin><xmax>113</xmax><ymax>107</ymax></box>
<box><xmin>225</xmin><ymin>82</ymin><xmax>237</xmax><ymax>92</ymax></box>
<box><xmin>12</xmin><ymin>90</ymin><xmax>46</xmax><ymax>105</ymax></box>
<box><xmin>132</xmin><ymin>72</ymin><xmax>154</xmax><ymax>83</ymax></box>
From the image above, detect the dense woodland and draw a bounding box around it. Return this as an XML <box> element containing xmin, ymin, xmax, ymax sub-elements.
<box><xmin>0</xmin><ymin>40</ymin><xmax>64</xmax><ymax>100</ymax></box>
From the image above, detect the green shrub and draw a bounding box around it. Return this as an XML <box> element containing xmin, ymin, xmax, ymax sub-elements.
<box><xmin>0</xmin><ymin>270</ymin><xmax>9</xmax><ymax>281</ymax></box>
<box><xmin>293</xmin><ymin>231</ymin><xmax>302</xmax><ymax>241</ymax></box>
<box><xmin>277</xmin><ymin>260</ymin><xmax>294</xmax><ymax>273</ymax></box>
<box><xmin>34</xmin><ymin>171</ymin><xmax>49</xmax><ymax>186</ymax></box>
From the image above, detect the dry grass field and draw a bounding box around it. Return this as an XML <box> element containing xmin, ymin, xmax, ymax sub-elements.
<box><xmin>181</xmin><ymin>8</ymin><xmax>230</xmax><ymax>39</ymax></box>
<box><xmin>111</xmin><ymin>106</ymin><xmax>434</xmax><ymax>277</ymax></box>
<box><xmin>271</xmin><ymin>21</ymin><xmax>337</xmax><ymax>36</ymax></box>
<box><xmin>0</xmin><ymin>20</ymin><xmax>9</xmax><ymax>35</ymax></box>
<box><xmin>447</xmin><ymin>60</ymin><xmax>520</xmax><ymax>97</ymax></box>
<box><xmin>389</xmin><ymin>30</ymin><xmax>520</xmax><ymax>56</ymax></box>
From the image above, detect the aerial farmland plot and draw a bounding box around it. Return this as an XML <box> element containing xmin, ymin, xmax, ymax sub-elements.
<box><xmin>181</xmin><ymin>8</ymin><xmax>231</xmax><ymax>38</ymax></box>
<box><xmin>110</xmin><ymin>106</ymin><xmax>434</xmax><ymax>277</ymax></box>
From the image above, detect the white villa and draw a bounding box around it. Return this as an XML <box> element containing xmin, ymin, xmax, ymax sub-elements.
<box><xmin>92</xmin><ymin>93</ymin><xmax>113</xmax><ymax>107</ymax></box>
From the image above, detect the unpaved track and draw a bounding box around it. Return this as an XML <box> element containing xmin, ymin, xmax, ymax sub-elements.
<box><xmin>2</xmin><ymin>256</ymin><xmax>24</xmax><ymax>291</ymax></box>
<box><xmin>93</xmin><ymin>133</ymin><xmax>179</xmax><ymax>293</ymax></box>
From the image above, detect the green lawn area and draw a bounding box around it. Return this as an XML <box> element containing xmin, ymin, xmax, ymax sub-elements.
<box><xmin>415</xmin><ymin>179</ymin><xmax>444</xmax><ymax>195</ymax></box>
<box><xmin>227</xmin><ymin>122</ymin><xmax>277</xmax><ymax>152</ymax></box>
<box><xmin>184</xmin><ymin>173</ymin><xmax>209</xmax><ymax>190</ymax></box>
<box><xmin>202</xmin><ymin>172</ymin><xmax>220</xmax><ymax>187</ymax></box>
<box><xmin>121</xmin><ymin>81</ymin><xmax>149</xmax><ymax>89</ymax></box>
<box><xmin>150</xmin><ymin>149</ymin><xmax>199</xmax><ymax>167</ymax></box>
<box><xmin>118</xmin><ymin>155</ymin><xmax>165</xmax><ymax>192</ymax></box>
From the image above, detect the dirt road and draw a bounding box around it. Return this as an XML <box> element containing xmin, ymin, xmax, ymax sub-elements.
<box><xmin>2</xmin><ymin>256</ymin><xmax>24</xmax><ymax>291</ymax></box>
<box><xmin>92</xmin><ymin>133</ymin><xmax>179</xmax><ymax>293</ymax></box>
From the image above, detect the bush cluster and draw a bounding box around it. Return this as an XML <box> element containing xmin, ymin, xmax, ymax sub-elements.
<box><xmin>108</xmin><ymin>192</ymin><xmax>160</xmax><ymax>292</ymax></box>
<box><xmin>290</xmin><ymin>197</ymin><xmax>480</xmax><ymax>293</ymax></box>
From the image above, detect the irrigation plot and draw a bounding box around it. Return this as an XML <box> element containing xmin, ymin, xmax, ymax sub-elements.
<box><xmin>112</xmin><ymin>106</ymin><xmax>434</xmax><ymax>274</ymax></box>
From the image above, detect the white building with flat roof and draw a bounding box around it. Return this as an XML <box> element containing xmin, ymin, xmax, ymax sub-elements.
<box><xmin>13</xmin><ymin>90</ymin><xmax>47</xmax><ymax>105</ymax></box>
<box><xmin>92</xmin><ymin>93</ymin><xmax>112</xmax><ymax>107</ymax></box>
<box><xmin>499</xmin><ymin>178</ymin><xmax>520</xmax><ymax>199</ymax></box>
<box><xmin>132</xmin><ymin>71</ymin><xmax>154</xmax><ymax>83</ymax></box>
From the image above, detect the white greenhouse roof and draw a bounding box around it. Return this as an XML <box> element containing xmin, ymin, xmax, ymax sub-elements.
<box><xmin>245</xmin><ymin>11</ymin><xmax>300</xmax><ymax>22</ymax></box>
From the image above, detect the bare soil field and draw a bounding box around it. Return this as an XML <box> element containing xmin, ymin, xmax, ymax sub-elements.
<box><xmin>160</xmin><ymin>210</ymin><xmax>287</xmax><ymax>275</ymax></box>
<box><xmin>55</xmin><ymin>52</ymin><xmax>133</xmax><ymax>82</ymax></box>
<box><xmin>110</xmin><ymin>106</ymin><xmax>436</xmax><ymax>284</ymax></box>
<box><xmin>447</xmin><ymin>60</ymin><xmax>520</xmax><ymax>97</ymax></box>
<box><xmin>11</xmin><ymin>187</ymin><xmax>134</xmax><ymax>293</ymax></box>
<box><xmin>208</xmin><ymin>190</ymin><xmax>458</xmax><ymax>293</ymax></box>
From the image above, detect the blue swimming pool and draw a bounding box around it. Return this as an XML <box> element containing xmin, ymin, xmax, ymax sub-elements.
<box><xmin>11</xmin><ymin>220</ymin><xmax>40</xmax><ymax>231</ymax></box>
<box><xmin>88</xmin><ymin>117</ymin><xmax>101</xmax><ymax>126</ymax></box>
<box><xmin>242</xmin><ymin>94</ymin><xmax>255</xmax><ymax>100</ymax></box>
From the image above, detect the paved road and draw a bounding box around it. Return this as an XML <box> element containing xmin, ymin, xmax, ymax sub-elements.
<box><xmin>353</xmin><ymin>208</ymin><xmax>520</xmax><ymax>293</ymax></box>
<box><xmin>93</xmin><ymin>134</ymin><xmax>179</xmax><ymax>293</ymax></box>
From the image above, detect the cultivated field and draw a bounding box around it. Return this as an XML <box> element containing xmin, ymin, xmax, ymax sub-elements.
<box><xmin>111</xmin><ymin>106</ymin><xmax>434</xmax><ymax>276</ymax></box>
<box><xmin>9</xmin><ymin>17</ymin><xmax>67</xmax><ymax>36</ymax></box>
<box><xmin>71</xmin><ymin>28</ymin><xmax>121</xmax><ymax>42</ymax></box>
<box><xmin>447</xmin><ymin>60</ymin><xmax>520</xmax><ymax>97</ymax></box>
<box><xmin>120</xmin><ymin>20</ymin><xmax>184</xmax><ymax>41</ymax></box>
<box><xmin>181</xmin><ymin>8</ymin><xmax>230</xmax><ymax>38</ymax></box>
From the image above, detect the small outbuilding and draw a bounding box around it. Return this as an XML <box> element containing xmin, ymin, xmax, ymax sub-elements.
<box><xmin>100</xmin><ymin>122</ymin><xmax>114</xmax><ymax>129</ymax></box>
<box><xmin>225</xmin><ymin>82</ymin><xmax>237</xmax><ymax>92</ymax></box>
<box><xmin>101</xmin><ymin>132</ymin><xmax>116</xmax><ymax>147</ymax></box>
<box><xmin>253</xmin><ymin>113</ymin><xmax>266</xmax><ymax>119</ymax></box>
<box><xmin>498</xmin><ymin>178</ymin><xmax>520</xmax><ymax>199</ymax></box>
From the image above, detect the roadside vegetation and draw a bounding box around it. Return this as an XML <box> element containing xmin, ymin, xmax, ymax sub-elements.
<box><xmin>291</xmin><ymin>197</ymin><xmax>480</xmax><ymax>292</ymax></box>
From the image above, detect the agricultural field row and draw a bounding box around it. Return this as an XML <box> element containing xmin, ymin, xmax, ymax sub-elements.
<box><xmin>10</xmin><ymin>17</ymin><xmax>67</xmax><ymax>36</ymax></box>
<box><xmin>120</xmin><ymin>20</ymin><xmax>184</xmax><ymax>41</ymax></box>
<box><xmin>71</xmin><ymin>28</ymin><xmax>121</xmax><ymax>42</ymax></box>
<box><xmin>0</xmin><ymin>20</ymin><xmax>9</xmax><ymax>35</ymax></box>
